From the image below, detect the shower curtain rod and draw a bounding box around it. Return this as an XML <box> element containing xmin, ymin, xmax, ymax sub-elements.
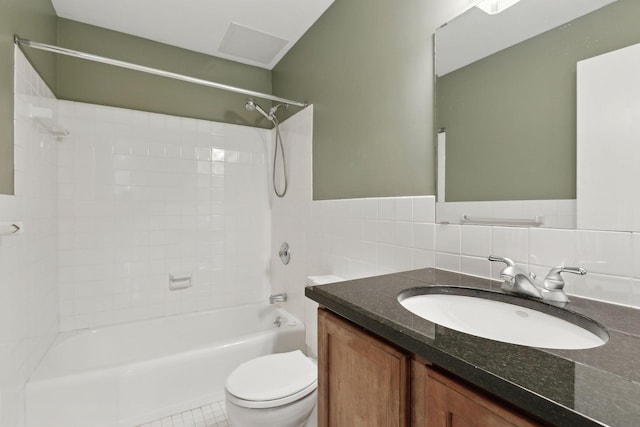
<box><xmin>14</xmin><ymin>35</ymin><xmax>307</xmax><ymax>108</ymax></box>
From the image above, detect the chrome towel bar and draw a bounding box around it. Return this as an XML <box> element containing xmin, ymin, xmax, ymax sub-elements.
<box><xmin>461</xmin><ymin>215</ymin><xmax>544</xmax><ymax>227</ymax></box>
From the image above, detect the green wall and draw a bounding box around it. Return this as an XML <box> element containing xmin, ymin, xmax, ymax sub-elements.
<box><xmin>438</xmin><ymin>0</ymin><xmax>640</xmax><ymax>202</ymax></box>
<box><xmin>0</xmin><ymin>0</ymin><xmax>57</xmax><ymax>195</ymax></box>
<box><xmin>57</xmin><ymin>19</ymin><xmax>273</xmax><ymax>128</ymax></box>
<box><xmin>273</xmin><ymin>0</ymin><xmax>474</xmax><ymax>200</ymax></box>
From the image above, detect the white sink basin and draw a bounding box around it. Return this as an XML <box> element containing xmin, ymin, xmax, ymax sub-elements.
<box><xmin>399</xmin><ymin>288</ymin><xmax>608</xmax><ymax>350</ymax></box>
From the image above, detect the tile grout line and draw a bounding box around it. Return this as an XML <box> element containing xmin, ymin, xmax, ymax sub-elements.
<box><xmin>137</xmin><ymin>400</ymin><xmax>230</xmax><ymax>427</ymax></box>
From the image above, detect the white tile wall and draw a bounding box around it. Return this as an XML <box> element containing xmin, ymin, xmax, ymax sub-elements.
<box><xmin>575</xmin><ymin>230</ymin><xmax>633</xmax><ymax>277</ymax></box>
<box><xmin>269</xmin><ymin>106</ymin><xmax>314</xmax><ymax>326</ymax></box>
<box><xmin>435</xmin><ymin>224</ymin><xmax>461</xmax><ymax>254</ymax></box>
<box><xmin>282</xmin><ymin>200</ymin><xmax>640</xmax><ymax>326</ymax></box>
<box><xmin>56</xmin><ymin>101</ymin><xmax>272</xmax><ymax>330</ymax></box>
<box><xmin>461</xmin><ymin>225</ymin><xmax>491</xmax><ymax>257</ymax></box>
<box><xmin>492</xmin><ymin>226</ymin><xmax>529</xmax><ymax>265</ymax></box>
<box><xmin>632</xmin><ymin>279</ymin><xmax>640</xmax><ymax>308</ymax></box>
<box><xmin>305</xmin><ymin>196</ymin><xmax>437</xmax><ymax>283</ymax></box>
<box><xmin>460</xmin><ymin>255</ymin><xmax>490</xmax><ymax>278</ymax></box>
<box><xmin>0</xmin><ymin>48</ymin><xmax>59</xmax><ymax>427</ymax></box>
<box><xmin>529</xmin><ymin>228</ymin><xmax>575</xmax><ymax>267</ymax></box>
<box><xmin>433</xmin><ymin>221</ymin><xmax>640</xmax><ymax>308</ymax></box>
<box><xmin>298</xmin><ymin>194</ymin><xmax>438</xmax><ymax>356</ymax></box>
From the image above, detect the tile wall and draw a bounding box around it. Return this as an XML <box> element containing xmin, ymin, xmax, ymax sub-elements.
<box><xmin>269</xmin><ymin>106</ymin><xmax>315</xmax><ymax>323</ymax></box>
<box><xmin>0</xmin><ymin>48</ymin><xmax>60</xmax><ymax>427</ymax></box>
<box><xmin>56</xmin><ymin>102</ymin><xmax>272</xmax><ymax>330</ymax></box>
<box><xmin>298</xmin><ymin>195</ymin><xmax>439</xmax><ymax>356</ymax></box>
<box><xmin>294</xmin><ymin>210</ymin><xmax>640</xmax><ymax>314</ymax></box>
<box><xmin>306</xmin><ymin>196</ymin><xmax>437</xmax><ymax>281</ymax></box>
<box><xmin>434</xmin><ymin>225</ymin><xmax>640</xmax><ymax>308</ymax></box>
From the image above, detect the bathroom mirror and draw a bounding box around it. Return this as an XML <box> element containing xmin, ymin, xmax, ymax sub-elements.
<box><xmin>434</xmin><ymin>0</ymin><xmax>640</xmax><ymax>228</ymax></box>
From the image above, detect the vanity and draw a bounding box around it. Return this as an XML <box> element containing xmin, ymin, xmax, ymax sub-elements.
<box><xmin>306</xmin><ymin>269</ymin><xmax>640</xmax><ymax>426</ymax></box>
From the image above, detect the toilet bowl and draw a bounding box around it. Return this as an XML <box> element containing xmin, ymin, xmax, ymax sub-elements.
<box><xmin>225</xmin><ymin>350</ymin><xmax>318</xmax><ymax>427</ymax></box>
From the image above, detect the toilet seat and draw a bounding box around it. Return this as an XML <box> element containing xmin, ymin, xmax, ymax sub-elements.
<box><xmin>226</xmin><ymin>380</ymin><xmax>317</xmax><ymax>409</ymax></box>
<box><xmin>225</xmin><ymin>350</ymin><xmax>317</xmax><ymax>409</ymax></box>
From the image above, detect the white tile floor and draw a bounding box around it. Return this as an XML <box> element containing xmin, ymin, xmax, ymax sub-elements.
<box><xmin>138</xmin><ymin>400</ymin><xmax>230</xmax><ymax>427</ymax></box>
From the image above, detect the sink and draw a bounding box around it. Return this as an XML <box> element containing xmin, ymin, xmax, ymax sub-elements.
<box><xmin>398</xmin><ymin>287</ymin><xmax>608</xmax><ymax>350</ymax></box>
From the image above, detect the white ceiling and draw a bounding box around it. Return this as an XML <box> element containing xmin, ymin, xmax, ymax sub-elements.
<box><xmin>436</xmin><ymin>0</ymin><xmax>618</xmax><ymax>76</ymax></box>
<box><xmin>50</xmin><ymin>0</ymin><xmax>335</xmax><ymax>70</ymax></box>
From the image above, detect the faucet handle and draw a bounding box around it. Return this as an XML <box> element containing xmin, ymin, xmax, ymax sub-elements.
<box><xmin>544</xmin><ymin>266</ymin><xmax>587</xmax><ymax>290</ymax></box>
<box><xmin>488</xmin><ymin>255</ymin><xmax>523</xmax><ymax>282</ymax></box>
<box><xmin>488</xmin><ymin>255</ymin><xmax>516</xmax><ymax>266</ymax></box>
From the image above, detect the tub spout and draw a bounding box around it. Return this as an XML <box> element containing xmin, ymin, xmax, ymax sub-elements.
<box><xmin>269</xmin><ymin>293</ymin><xmax>287</xmax><ymax>304</ymax></box>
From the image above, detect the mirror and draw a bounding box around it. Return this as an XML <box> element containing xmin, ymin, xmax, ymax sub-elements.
<box><xmin>435</xmin><ymin>0</ymin><xmax>640</xmax><ymax>228</ymax></box>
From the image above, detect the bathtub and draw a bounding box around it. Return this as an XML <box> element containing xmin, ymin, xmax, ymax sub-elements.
<box><xmin>26</xmin><ymin>304</ymin><xmax>305</xmax><ymax>427</ymax></box>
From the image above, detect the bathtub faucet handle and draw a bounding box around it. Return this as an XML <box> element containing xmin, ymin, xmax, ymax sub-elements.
<box><xmin>269</xmin><ymin>293</ymin><xmax>288</xmax><ymax>304</ymax></box>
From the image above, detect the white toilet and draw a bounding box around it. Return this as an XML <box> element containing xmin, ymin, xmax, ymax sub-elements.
<box><xmin>225</xmin><ymin>350</ymin><xmax>318</xmax><ymax>427</ymax></box>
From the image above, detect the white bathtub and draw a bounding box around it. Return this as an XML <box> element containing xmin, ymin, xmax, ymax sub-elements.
<box><xmin>26</xmin><ymin>304</ymin><xmax>305</xmax><ymax>427</ymax></box>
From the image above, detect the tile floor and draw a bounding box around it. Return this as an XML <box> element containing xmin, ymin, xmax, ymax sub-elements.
<box><xmin>138</xmin><ymin>400</ymin><xmax>230</xmax><ymax>427</ymax></box>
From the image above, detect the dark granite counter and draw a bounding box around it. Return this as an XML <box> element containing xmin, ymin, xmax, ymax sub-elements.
<box><xmin>305</xmin><ymin>268</ymin><xmax>640</xmax><ymax>427</ymax></box>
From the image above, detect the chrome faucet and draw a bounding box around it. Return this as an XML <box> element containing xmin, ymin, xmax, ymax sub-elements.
<box><xmin>488</xmin><ymin>255</ymin><xmax>586</xmax><ymax>305</ymax></box>
<box><xmin>269</xmin><ymin>292</ymin><xmax>288</xmax><ymax>304</ymax></box>
<box><xmin>489</xmin><ymin>255</ymin><xmax>542</xmax><ymax>299</ymax></box>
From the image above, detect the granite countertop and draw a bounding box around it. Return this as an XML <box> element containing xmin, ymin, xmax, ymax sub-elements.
<box><xmin>305</xmin><ymin>268</ymin><xmax>640</xmax><ymax>427</ymax></box>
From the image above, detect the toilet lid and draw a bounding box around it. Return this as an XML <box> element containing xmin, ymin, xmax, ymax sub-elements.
<box><xmin>225</xmin><ymin>350</ymin><xmax>317</xmax><ymax>402</ymax></box>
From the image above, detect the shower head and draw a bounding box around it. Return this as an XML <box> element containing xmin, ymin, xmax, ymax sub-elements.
<box><xmin>245</xmin><ymin>98</ymin><xmax>257</xmax><ymax>112</ymax></box>
<box><xmin>245</xmin><ymin>98</ymin><xmax>272</xmax><ymax>121</ymax></box>
<box><xmin>245</xmin><ymin>98</ymin><xmax>288</xmax><ymax>197</ymax></box>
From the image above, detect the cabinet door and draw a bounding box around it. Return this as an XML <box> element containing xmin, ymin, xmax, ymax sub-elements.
<box><xmin>318</xmin><ymin>309</ymin><xmax>410</xmax><ymax>427</ymax></box>
<box><xmin>425</xmin><ymin>366</ymin><xmax>542</xmax><ymax>427</ymax></box>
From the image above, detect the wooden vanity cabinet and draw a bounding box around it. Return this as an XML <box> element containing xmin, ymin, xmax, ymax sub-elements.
<box><xmin>317</xmin><ymin>308</ymin><xmax>410</xmax><ymax>427</ymax></box>
<box><xmin>418</xmin><ymin>364</ymin><xmax>543</xmax><ymax>427</ymax></box>
<box><xmin>318</xmin><ymin>309</ymin><xmax>542</xmax><ymax>427</ymax></box>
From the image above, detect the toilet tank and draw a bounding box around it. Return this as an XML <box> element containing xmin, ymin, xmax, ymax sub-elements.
<box><xmin>304</xmin><ymin>275</ymin><xmax>344</xmax><ymax>357</ymax></box>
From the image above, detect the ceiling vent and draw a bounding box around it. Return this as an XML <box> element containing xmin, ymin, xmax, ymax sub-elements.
<box><xmin>218</xmin><ymin>22</ymin><xmax>289</xmax><ymax>66</ymax></box>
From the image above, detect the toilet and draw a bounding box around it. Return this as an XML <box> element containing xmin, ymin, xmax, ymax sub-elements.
<box><xmin>225</xmin><ymin>350</ymin><xmax>318</xmax><ymax>427</ymax></box>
